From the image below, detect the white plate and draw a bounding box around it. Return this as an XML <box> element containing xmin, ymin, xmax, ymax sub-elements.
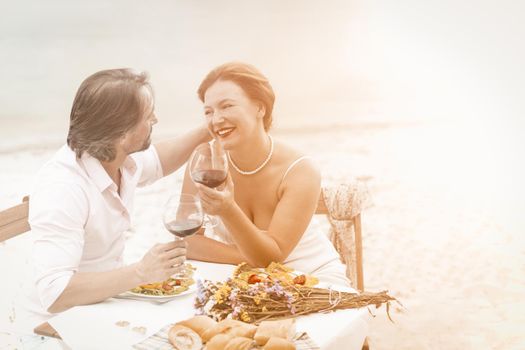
<box><xmin>115</xmin><ymin>278</ymin><xmax>198</xmax><ymax>303</ymax></box>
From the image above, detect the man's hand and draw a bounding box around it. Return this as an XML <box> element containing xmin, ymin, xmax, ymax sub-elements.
<box><xmin>136</xmin><ymin>240</ymin><xmax>187</xmax><ymax>284</ymax></box>
<box><xmin>47</xmin><ymin>240</ymin><xmax>187</xmax><ymax>313</ymax></box>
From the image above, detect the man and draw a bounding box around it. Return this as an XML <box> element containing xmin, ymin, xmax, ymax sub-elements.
<box><xmin>17</xmin><ymin>68</ymin><xmax>209</xmax><ymax>331</ymax></box>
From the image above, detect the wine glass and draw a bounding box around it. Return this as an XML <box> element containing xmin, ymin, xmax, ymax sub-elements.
<box><xmin>163</xmin><ymin>193</ymin><xmax>203</xmax><ymax>278</ymax></box>
<box><xmin>189</xmin><ymin>142</ymin><xmax>228</xmax><ymax>226</ymax></box>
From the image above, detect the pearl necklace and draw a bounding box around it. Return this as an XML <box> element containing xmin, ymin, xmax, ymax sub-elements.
<box><xmin>228</xmin><ymin>135</ymin><xmax>274</xmax><ymax>175</ymax></box>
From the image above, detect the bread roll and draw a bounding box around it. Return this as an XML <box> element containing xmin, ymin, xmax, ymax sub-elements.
<box><xmin>201</xmin><ymin>319</ymin><xmax>246</xmax><ymax>342</ymax></box>
<box><xmin>263</xmin><ymin>337</ymin><xmax>296</xmax><ymax>350</ymax></box>
<box><xmin>228</xmin><ymin>323</ymin><xmax>257</xmax><ymax>338</ymax></box>
<box><xmin>205</xmin><ymin>333</ymin><xmax>233</xmax><ymax>350</ymax></box>
<box><xmin>224</xmin><ymin>336</ymin><xmax>255</xmax><ymax>350</ymax></box>
<box><xmin>168</xmin><ymin>325</ymin><xmax>202</xmax><ymax>350</ymax></box>
<box><xmin>254</xmin><ymin>319</ymin><xmax>296</xmax><ymax>346</ymax></box>
<box><xmin>176</xmin><ymin>315</ymin><xmax>217</xmax><ymax>337</ymax></box>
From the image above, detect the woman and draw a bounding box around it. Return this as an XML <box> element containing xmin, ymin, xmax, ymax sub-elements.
<box><xmin>183</xmin><ymin>62</ymin><xmax>349</xmax><ymax>286</ymax></box>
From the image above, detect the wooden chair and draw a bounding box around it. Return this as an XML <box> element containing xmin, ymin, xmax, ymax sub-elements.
<box><xmin>0</xmin><ymin>196</ymin><xmax>30</xmax><ymax>243</ymax></box>
<box><xmin>317</xmin><ymin>185</ymin><xmax>365</xmax><ymax>292</ymax></box>
<box><xmin>318</xmin><ymin>184</ymin><xmax>369</xmax><ymax>350</ymax></box>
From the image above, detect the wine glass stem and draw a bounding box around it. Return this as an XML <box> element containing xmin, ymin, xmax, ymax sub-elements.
<box><xmin>170</xmin><ymin>236</ymin><xmax>187</xmax><ymax>278</ymax></box>
<box><xmin>204</xmin><ymin>214</ymin><xmax>219</xmax><ymax>228</ymax></box>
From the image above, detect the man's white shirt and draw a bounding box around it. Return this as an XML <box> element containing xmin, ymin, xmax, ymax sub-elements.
<box><xmin>16</xmin><ymin>144</ymin><xmax>163</xmax><ymax>332</ymax></box>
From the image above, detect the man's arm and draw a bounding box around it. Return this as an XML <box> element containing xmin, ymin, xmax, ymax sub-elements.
<box><xmin>48</xmin><ymin>264</ymin><xmax>142</xmax><ymax>313</ymax></box>
<box><xmin>154</xmin><ymin>124</ymin><xmax>211</xmax><ymax>176</ymax></box>
<box><xmin>31</xmin><ymin>183</ymin><xmax>187</xmax><ymax>314</ymax></box>
<box><xmin>48</xmin><ymin>241</ymin><xmax>186</xmax><ymax>313</ymax></box>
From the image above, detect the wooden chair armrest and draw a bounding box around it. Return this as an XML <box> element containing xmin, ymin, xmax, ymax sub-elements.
<box><xmin>34</xmin><ymin>322</ymin><xmax>61</xmax><ymax>339</ymax></box>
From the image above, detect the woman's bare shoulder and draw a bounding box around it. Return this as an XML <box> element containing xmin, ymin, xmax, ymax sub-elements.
<box><xmin>273</xmin><ymin>139</ymin><xmax>317</xmax><ymax>170</ymax></box>
<box><xmin>272</xmin><ymin>139</ymin><xmax>309</xmax><ymax>163</ymax></box>
<box><xmin>272</xmin><ymin>139</ymin><xmax>320</xmax><ymax>193</ymax></box>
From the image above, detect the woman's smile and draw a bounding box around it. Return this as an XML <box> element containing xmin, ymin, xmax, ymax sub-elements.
<box><xmin>215</xmin><ymin>126</ymin><xmax>235</xmax><ymax>139</ymax></box>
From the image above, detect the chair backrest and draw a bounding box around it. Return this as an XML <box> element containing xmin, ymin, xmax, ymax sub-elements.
<box><xmin>316</xmin><ymin>187</ymin><xmax>365</xmax><ymax>292</ymax></box>
<box><xmin>0</xmin><ymin>196</ymin><xmax>30</xmax><ymax>242</ymax></box>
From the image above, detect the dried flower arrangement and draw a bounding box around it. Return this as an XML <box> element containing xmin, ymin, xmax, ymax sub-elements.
<box><xmin>195</xmin><ymin>262</ymin><xmax>398</xmax><ymax>324</ymax></box>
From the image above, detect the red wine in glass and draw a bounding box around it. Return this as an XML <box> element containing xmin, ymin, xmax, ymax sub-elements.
<box><xmin>191</xmin><ymin>169</ymin><xmax>228</xmax><ymax>188</ymax></box>
<box><xmin>189</xmin><ymin>142</ymin><xmax>228</xmax><ymax>227</ymax></box>
<box><xmin>165</xmin><ymin>219</ymin><xmax>202</xmax><ymax>238</ymax></box>
<box><xmin>162</xmin><ymin>194</ymin><xmax>203</xmax><ymax>278</ymax></box>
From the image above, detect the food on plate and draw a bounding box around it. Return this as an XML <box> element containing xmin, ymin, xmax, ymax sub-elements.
<box><xmin>175</xmin><ymin>315</ymin><xmax>217</xmax><ymax>338</ymax></box>
<box><xmin>114</xmin><ymin>320</ymin><xmax>129</xmax><ymax>327</ymax></box>
<box><xmin>254</xmin><ymin>319</ymin><xmax>296</xmax><ymax>346</ymax></box>
<box><xmin>263</xmin><ymin>337</ymin><xmax>296</xmax><ymax>350</ymax></box>
<box><xmin>233</xmin><ymin>262</ymin><xmax>318</xmax><ymax>287</ymax></box>
<box><xmin>291</xmin><ymin>275</ymin><xmax>306</xmax><ymax>285</ymax></box>
<box><xmin>131</xmin><ymin>264</ymin><xmax>196</xmax><ymax>296</ymax></box>
<box><xmin>168</xmin><ymin>325</ymin><xmax>202</xmax><ymax>350</ymax></box>
<box><xmin>224</xmin><ymin>336</ymin><xmax>255</xmax><ymax>350</ymax></box>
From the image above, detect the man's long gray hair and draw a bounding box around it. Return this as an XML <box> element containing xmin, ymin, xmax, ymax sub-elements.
<box><xmin>67</xmin><ymin>68</ymin><xmax>153</xmax><ymax>161</ymax></box>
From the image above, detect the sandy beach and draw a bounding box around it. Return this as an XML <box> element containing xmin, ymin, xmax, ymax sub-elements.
<box><xmin>1</xmin><ymin>120</ymin><xmax>524</xmax><ymax>349</ymax></box>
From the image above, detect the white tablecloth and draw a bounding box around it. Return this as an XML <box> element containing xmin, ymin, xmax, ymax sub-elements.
<box><xmin>48</xmin><ymin>261</ymin><xmax>369</xmax><ymax>350</ymax></box>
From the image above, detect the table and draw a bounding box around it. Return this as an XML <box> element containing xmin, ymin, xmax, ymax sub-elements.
<box><xmin>36</xmin><ymin>261</ymin><xmax>369</xmax><ymax>349</ymax></box>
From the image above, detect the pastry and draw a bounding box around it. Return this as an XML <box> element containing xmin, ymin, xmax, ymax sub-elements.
<box><xmin>254</xmin><ymin>319</ymin><xmax>296</xmax><ymax>346</ymax></box>
<box><xmin>224</xmin><ymin>336</ymin><xmax>255</xmax><ymax>350</ymax></box>
<box><xmin>228</xmin><ymin>323</ymin><xmax>257</xmax><ymax>338</ymax></box>
<box><xmin>263</xmin><ymin>337</ymin><xmax>296</xmax><ymax>350</ymax></box>
<box><xmin>168</xmin><ymin>324</ymin><xmax>202</xmax><ymax>350</ymax></box>
<box><xmin>176</xmin><ymin>315</ymin><xmax>217</xmax><ymax>338</ymax></box>
<box><xmin>205</xmin><ymin>333</ymin><xmax>233</xmax><ymax>350</ymax></box>
<box><xmin>201</xmin><ymin>319</ymin><xmax>245</xmax><ymax>342</ymax></box>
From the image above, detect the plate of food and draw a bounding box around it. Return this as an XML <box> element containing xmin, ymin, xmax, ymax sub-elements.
<box><xmin>118</xmin><ymin>264</ymin><xmax>197</xmax><ymax>302</ymax></box>
<box><xmin>233</xmin><ymin>262</ymin><xmax>319</xmax><ymax>287</ymax></box>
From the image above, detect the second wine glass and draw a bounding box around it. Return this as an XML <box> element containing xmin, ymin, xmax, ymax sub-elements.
<box><xmin>163</xmin><ymin>193</ymin><xmax>203</xmax><ymax>278</ymax></box>
<box><xmin>189</xmin><ymin>142</ymin><xmax>228</xmax><ymax>227</ymax></box>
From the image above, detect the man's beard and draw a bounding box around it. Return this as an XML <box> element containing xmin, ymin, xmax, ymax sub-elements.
<box><xmin>129</xmin><ymin>128</ymin><xmax>152</xmax><ymax>154</ymax></box>
<box><xmin>138</xmin><ymin>135</ymin><xmax>151</xmax><ymax>152</ymax></box>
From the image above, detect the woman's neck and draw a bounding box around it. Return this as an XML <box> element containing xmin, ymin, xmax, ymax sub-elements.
<box><xmin>228</xmin><ymin>131</ymin><xmax>272</xmax><ymax>174</ymax></box>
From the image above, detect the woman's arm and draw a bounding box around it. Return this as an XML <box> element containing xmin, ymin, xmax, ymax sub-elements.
<box><xmin>181</xmin><ymin>162</ymin><xmax>245</xmax><ymax>264</ymax></box>
<box><xmin>185</xmin><ymin>234</ymin><xmax>246</xmax><ymax>264</ymax></box>
<box><xmin>198</xmin><ymin>159</ymin><xmax>321</xmax><ymax>267</ymax></box>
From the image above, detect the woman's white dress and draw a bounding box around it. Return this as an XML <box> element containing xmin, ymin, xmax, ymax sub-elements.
<box><xmin>207</xmin><ymin>217</ymin><xmax>351</xmax><ymax>287</ymax></box>
<box><xmin>208</xmin><ymin>156</ymin><xmax>351</xmax><ymax>287</ymax></box>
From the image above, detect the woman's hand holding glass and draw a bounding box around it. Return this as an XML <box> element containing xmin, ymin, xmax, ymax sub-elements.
<box><xmin>194</xmin><ymin>173</ymin><xmax>235</xmax><ymax>216</ymax></box>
